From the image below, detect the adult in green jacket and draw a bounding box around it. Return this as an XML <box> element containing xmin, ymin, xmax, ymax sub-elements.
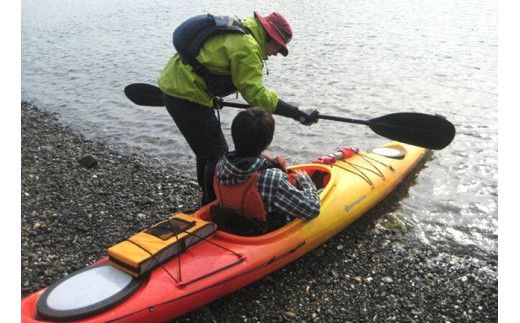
<box><xmin>158</xmin><ymin>11</ymin><xmax>318</xmax><ymax>205</ymax></box>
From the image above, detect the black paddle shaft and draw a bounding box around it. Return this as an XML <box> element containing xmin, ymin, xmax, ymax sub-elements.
<box><xmin>220</xmin><ymin>104</ymin><xmax>454</xmax><ymax>150</ymax></box>
<box><xmin>124</xmin><ymin>83</ymin><xmax>455</xmax><ymax>150</ymax></box>
<box><xmin>316</xmin><ymin>114</ymin><xmax>369</xmax><ymax>125</ymax></box>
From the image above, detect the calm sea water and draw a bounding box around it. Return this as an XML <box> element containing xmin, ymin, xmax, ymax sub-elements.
<box><xmin>22</xmin><ymin>0</ymin><xmax>497</xmax><ymax>259</ymax></box>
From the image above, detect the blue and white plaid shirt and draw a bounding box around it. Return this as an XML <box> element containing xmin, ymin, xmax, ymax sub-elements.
<box><xmin>215</xmin><ymin>152</ymin><xmax>320</xmax><ymax>220</ymax></box>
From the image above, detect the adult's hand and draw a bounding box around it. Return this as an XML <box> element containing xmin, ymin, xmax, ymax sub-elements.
<box><xmin>275</xmin><ymin>99</ymin><xmax>319</xmax><ymax>126</ymax></box>
<box><xmin>297</xmin><ymin>109</ymin><xmax>319</xmax><ymax>125</ymax></box>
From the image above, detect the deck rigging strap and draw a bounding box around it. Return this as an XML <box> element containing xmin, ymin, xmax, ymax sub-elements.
<box><xmin>126</xmin><ymin>238</ymin><xmax>179</xmax><ymax>284</ymax></box>
<box><xmin>125</xmin><ymin>217</ymin><xmax>242</xmax><ymax>285</ymax></box>
<box><xmin>179</xmin><ymin>227</ymin><xmax>242</xmax><ymax>258</ymax></box>
<box><xmin>333</xmin><ymin>163</ymin><xmax>375</xmax><ymax>187</ymax></box>
<box><xmin>357</xmin><ymin>152</ymin><xmax>394</xmax><ymax>171</ymax></box>
<box><xmin>333</xmin><ymin>152</ymin><xmax>391</xmax><ymax>187</ymax></box>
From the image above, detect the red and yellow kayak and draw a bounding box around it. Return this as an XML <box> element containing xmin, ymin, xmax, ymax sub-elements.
<box><xmin>21</xmin><ymin>141</ymin><xmax>425</xmax><ymax>322</ymax></box>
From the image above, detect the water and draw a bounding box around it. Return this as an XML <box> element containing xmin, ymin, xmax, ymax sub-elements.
<box><xmin>21</xmin><ymin>0</ymin><xmax>497</xmax><ymax>259</ymax></box>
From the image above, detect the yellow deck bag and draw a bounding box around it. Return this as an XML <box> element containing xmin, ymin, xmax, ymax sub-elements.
<box><xmin>107</xmin><ymin>213</ymin><xmax>216</xmax><ymax>277</ymax></box>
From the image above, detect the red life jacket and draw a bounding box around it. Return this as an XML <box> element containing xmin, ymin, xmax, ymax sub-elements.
<box><xmin>213</xmin><ymin>156</ymin><xmax>293</xmax><ymax>224</ymax></box>
<box><xmin>214</xmin><ymin>171</ymin><xmax>268</xmax><ymax>222</ymax></box>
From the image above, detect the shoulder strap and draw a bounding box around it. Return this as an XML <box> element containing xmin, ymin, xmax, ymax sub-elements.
<box><xmin>172</xmin><ymin>14</ymin><xmax>249</xmax><ymax>97</ymax></box>
<box><xmin>212</xmin><ymin>15</ymin><xmax>248</xmax><ymax>34</ymax></box>
<box><xmin>173</xmin><ymin>14</ymin><xmax>248</xmax><ymax>59</ymax></box>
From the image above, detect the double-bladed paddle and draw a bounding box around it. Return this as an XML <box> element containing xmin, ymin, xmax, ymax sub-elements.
<box><xmin>124</xmin><ymin>83</ymin><xmax>455</xmax><ymax>150</ymax></box>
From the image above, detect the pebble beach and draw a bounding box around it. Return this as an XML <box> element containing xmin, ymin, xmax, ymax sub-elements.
<box><xmin>21</xmin><ymin>102</ymin><xmax>498</xmax><ymax>322</ymax></box>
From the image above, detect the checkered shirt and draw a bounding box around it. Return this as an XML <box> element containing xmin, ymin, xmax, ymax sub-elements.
<box><xmin>215</xmin><ymin>152</ymin><xmax>320</xmax><ymax>220</ymax></box>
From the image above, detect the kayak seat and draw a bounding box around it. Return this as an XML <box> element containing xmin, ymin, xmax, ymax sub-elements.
<box><xmin>210</xmin><ymin>205</ymin><xmax>288</xmax><ymax>236</ymax></box>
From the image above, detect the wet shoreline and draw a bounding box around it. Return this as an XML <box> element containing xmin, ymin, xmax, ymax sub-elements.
<box><xmin>21</xmin><ymin>102</ymin><xmax>497</xmax><ymax>322</ymax></box>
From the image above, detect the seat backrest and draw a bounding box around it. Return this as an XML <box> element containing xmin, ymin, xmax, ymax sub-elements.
<box><xmin>210</xmin><ymin>205</ymin><xmax>266</xmax><ymax>236</ymax></box>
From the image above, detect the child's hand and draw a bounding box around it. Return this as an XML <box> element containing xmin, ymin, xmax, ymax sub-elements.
<box><xmin>293</xmin><ymin>170</ymin><xmax>309</xmax><ymax>179</ymax></box>
<box><xmin>263</xmin><ymin>155</ymin><xmax>288</xmax><ymax>171</ymax></box>
<box><xmin>261</xmin><ymin>152</ymin><xmax>274</xmax><ymax>159</ymax></box>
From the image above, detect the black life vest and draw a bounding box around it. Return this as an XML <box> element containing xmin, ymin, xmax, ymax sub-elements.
<box><xmin>172</xmin><ymin>14</ymin><xmax>249</xmax><ymax>97</ymax></box>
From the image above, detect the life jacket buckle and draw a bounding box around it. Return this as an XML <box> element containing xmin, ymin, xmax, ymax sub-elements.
<box><xmin>214</xmin><ymin>97</ymin><xmax>224</xmax><ymax>110</ymax></box>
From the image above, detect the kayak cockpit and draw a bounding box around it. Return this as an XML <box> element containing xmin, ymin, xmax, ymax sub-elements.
<box><xmin>193</xmin><ymin>164</ymin><xmax>333</xmax><ymax>239</ymax></box>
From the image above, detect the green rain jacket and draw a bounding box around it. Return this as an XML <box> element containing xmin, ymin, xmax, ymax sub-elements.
<box><xmin>158</xmin><ymin>16</ymin><xmax>279</xmax><ymax>112</ymax></box>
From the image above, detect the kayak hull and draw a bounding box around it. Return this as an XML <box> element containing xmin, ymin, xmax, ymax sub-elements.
<box><xmin>21</xmin><ymin>142</ymin><xmax>426</xmax><ymax>322</ymax></box>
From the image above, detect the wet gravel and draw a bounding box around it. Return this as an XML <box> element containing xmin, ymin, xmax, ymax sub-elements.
<box><xmin>21</xmin><ymin>102</ymin><xmax>497</xmax><ymax>322</ymax></box>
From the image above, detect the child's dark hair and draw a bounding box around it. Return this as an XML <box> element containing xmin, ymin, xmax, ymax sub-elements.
<box><xmin>232</xmin><ymin>107</ymin><xmax>275</xmax><ymax>157</ymax></box>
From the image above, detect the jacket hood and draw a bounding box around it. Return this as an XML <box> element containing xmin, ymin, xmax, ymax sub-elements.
<box><xmin>216</xmin><ymin>152</ymin><xmax>267</xmax><ymax>185</ymax></box>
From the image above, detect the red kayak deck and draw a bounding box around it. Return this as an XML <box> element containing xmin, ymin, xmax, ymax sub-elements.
<box><xmin>22</xmin><ymin>208</ymin><xmax>308</xmax><ymax>322</ymax></box>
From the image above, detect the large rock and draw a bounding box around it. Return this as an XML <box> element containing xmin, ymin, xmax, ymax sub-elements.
<box><xmin>78</xmin><ymin>154</ymin><xmax>98</xmax><ymax>168</ymax></box>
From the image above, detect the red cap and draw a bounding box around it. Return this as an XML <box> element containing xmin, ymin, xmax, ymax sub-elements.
<box><xmin>254</xmin><ymin>11</ymin><xmax>292</xmax><ymax>56</ymax></box>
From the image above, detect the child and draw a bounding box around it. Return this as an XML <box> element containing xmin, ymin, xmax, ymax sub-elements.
<box><xmin>213</xmin><ymin>107</ymin><xmax>320</xmax><ymax>233</ymax></box>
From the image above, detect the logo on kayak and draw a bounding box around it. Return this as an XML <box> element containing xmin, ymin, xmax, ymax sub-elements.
<box><xmin>345</xmin><ymin>195</ymin><xmax>367</xmax><ymax>213</ymax></box>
